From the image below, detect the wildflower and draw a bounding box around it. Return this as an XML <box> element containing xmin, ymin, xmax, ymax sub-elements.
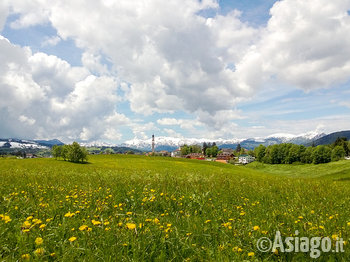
<box><xmin>79</xmin><ymin>225</ymin><xmax>88</xmax><ymax>231</ymax></box>
<box><xmin>26</xmin><ymin>216</ymin><xmax>33</xmax><ymax>220</ymax></box>
<box><xmin>21</xmin><ymin>254</ymin><xmax>30</xmax><ymax>260</ymax></box>
<box><xmin>34</xmin><ymin>248</ymin><xmax>44</xmax><ymax>256</ymax></box>
<box><xmin>311</xmin><ymin>210</ymin><xmax>315</xmax><ymax>214</ymax></box>
<box><xmin>186</xmin><ymin>233</ymin><xmax>192</xmax><ymax>236</ymax></box>
<box><xmin>91</xmin><ymin>219</ymin><xmax>101</xmax><ymax>226</ymax></box>
<box><xmin>347</xmin><ymin>222</ymin><xmax>350</xmax><ymax>226</ymax></box>
<box><xmin>205</xmin><ymin>220</ymin><xmax>211</xmax><ymax>224</ymax></box>
<box><xmin>126</xmin><ymin>212</ymin><xmax>132</xmax><ymax>215</ymax></box>
<box><xmin>39</xmin><ymin>224</ymin><xmax>46</xmax><ymax>230</ymax></box>
<box><xmin>273</xmin><ymin>249</ymin><xmax>279</xmax><ymax>255</ymax></box>
<box><xmin>105</xmin><ymin>227</ymin><xmax>111</xmax><ymax>231</ymax></box>
<box><xmin>332</xmin><ymin>234</ymin><xmax>338</xmax><ymax>241</ymax></box>
<box><xmin>118</xmin><ymin>222</ymin><xmax>123</xmax><ymax>227</ymax></box>
<box><xmin>154</xmin><ymin>218</ymin><xmax>160</xmax><ymax>224</ymax></box>
<box><xmin>329</xmin><ymin>216</ymin><xmax>334</xmax><ymax>220</ymax></box>
<box><xmin>64</xmin><ymin>212</ymin><xmax>75</xmax><ymax>218</ymax></box>
<box><xmin>253</xmin><ymin>226</ymin><xmax>260</xmax><ymax>231</ymax></box>
<box><xmin>3</xmin><ymin>215</ymin><xmax>11</xmax><ymax>223</ymax></box>
<box><xmin>50</xmin><ymin>253</ymin><xmax>56</xmax><ymax>257</ymax></box>
<box><xmin>68</xmin><ymin>236</ymin><xmax>77</xmax><ymax>242</ymax></box>
<box><xmin>35</xmin><ymin>237</ymin><xmax>43</xmax><ymax>246</ymax></box>
<box><xmin>145</xmin><ymin>219</ymin><xmax>152</xmax><ymax>222</ymax></box>
<box><xmin>248</xmin><ymin>252</ymin><xmax>255</xmax><ymax>257</ymax></box>
<box><xmin>240</xmin><ymin>211</ymin><xmax>245</xmax><ymax>216</ymax></box>
<box><xmin>126</xmin><ymin>223</ymin><xmax>136</xmax><ymax>230</ymax></box>
<box><xmin>104</xmin><ymin>221</ymin><xmax>110</xmax><ymax>226</ymax></box>
<box><xmin>298</xmin><ymin>216</ymin><xmax>303</xmax><ymax>220</ymax></box>
<box><xmin>319</xmin><ymin>225</ymin><xmax>325</xmax><ymax>229</ymax></box>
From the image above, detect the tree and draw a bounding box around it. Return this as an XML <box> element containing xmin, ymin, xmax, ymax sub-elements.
<box><xmin>312</xmin><ymin>145</ymin><xmax>331</xmax><ymax>164</ymax></box>
<box><xmin>331</xmin><ymin>146</ymin><xmax>346</xmax><ymax>161</ymax></box>
<box><xmin>301</xmin><ymin>147</ymin><xmax>314</xmax><ymax>164</ymax></box>
<box><xmin>254</xmin><ymin>145</ymin><xmax>266</xmax><ymax>162</ymax></box>
<box><xmin>236</xmin><ymin>144</ymin><xmax>241</xmax><ymax>154</ymax></box>
<box><xmin>286</xmin><ymin>144</ymin><xmax>301</xmax><ymax>164</ymax></box>
<box><xmin>202</xmin><ymin>142</ymin><xmax>208</xmax><ymax>155</ymax></box>
<box><xmin>51</xmin><ymin>142</ymin><xmax>88</xmax><ymax>163</ymax></box>
<box><xmin>180</xmin><ymin>145</ymin><xmax>190</xmax><ymax>156</ymax></box>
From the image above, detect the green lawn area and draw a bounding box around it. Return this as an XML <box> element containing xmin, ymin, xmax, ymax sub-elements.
<box><xmin>1</xmin><ymin>155</ymin><xmax>350</xmax><ymax>261</ymax></box>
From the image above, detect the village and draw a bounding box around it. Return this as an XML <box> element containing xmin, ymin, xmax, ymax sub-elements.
<box><xmin>146</xmin><ymin>135</ymin><xmax>255</xmax><ymax>165</ymax></box>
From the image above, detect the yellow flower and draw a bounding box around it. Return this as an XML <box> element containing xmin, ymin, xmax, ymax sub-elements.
<box><xmin>3</xmin><ymin>215</ymin><xmax>11</xmax><ymax>223</ymax></box>
<box><xmin>248</xmin><ymin>252</ymin><xmax>255</xmax><ymax>257</ymax></box>
<box><xmin>69</xmin><ymin>236</ymin><xmax>77</xmax><ymax>242</ymax></box>
<box><xmin>186</xmin><ymin>233</ymin><xmax>192</xmax><ymax>236</ymax></box>
<box><xmin>91</xmin><ymin>219</ymin><xmax>101</xmax><ymax>226</ymax></box>
<box><xmin>126</xmin><ymin>212</ymin><xmax>132</xmax><ymax>215</ymax></box>
<box><xmin>145</xmin><ymin>219</ymin><xmax>152</xmax><ymax>222</ymax></box>
<box><xmin>240</xmin><ymin>211</ymin><xmax>245</xmax><ymax>216</ymax></box>
<box><xmin>79</xmin><ymin>225</ymin><xmax>88</xmax><ymax>231</ymax></box>
<box><xmin>319</xmin><ymin>225</ymin><xmax>325</xmax><ymax>229</ymax></box>
<box><xmin>332</xmin><ymin>234</ymin><xmax>338</xmax><ymax>240</ymax></box>
<box><xmin>273</xmin><ymin>249</ymin><xmax>279</xmax><ymax>255</ymax></box>
<box><xmin>126</xmin><ymin>223</ymin><xmax>136</xmax><ymax>230</ymax></box>
<box><xmin>205</xmin><ymin>220</ymin><xmax>211</xmax><ymax>224</ymax></box>
<box><xmin>311</xmin><ymin>210</ymin><xmax>315</xmax><ymax>214</ymax></box>
<box><xmin>26</xmin><ymin>216</ymin><xmax>33</xmax><ymax>220</ymax></box>
<box><xmin>39</xmin><ymin>224</ymin><xmax>46</xmax><ymax>230</ymax></box>
<box><xmin>154</xmin><ymin>218</ymin><xmax>160</xmax><ymax>224</ymax></box>
<box><xmin>21</xmin><ymin>254</ymin><xmax>30</xmax><ymax>260</ymax></box>
<box><xmin>103</xmin><ymin>221</ymin><xmax>110</xmax><ymax>226</ymax></box>
<box><xmin>347</xmin><ymin>222</ymin><xmax>350</xmax><ymax>226</ymax></box>
<box><xmin>50</xmin><ymin>253</ymin><xmax>56</xmax><ymax>257</ymax></box>
<box><xmin>64</xmin><ymin>212</ymin><xmax>75</xmax><ymax>218</ymax></box>
<box><xmin>253</xmin><ymin>226</ymin><xmax>260</xmax><ymax>231</ymax></box>
<box><xmin>35</xmin><ymin>237</ymin><xmax>43</xmax><ymax>246</ymax></box>
<box><xmin>34</xmin><ymin>248</ymin><xmax>44</xmax><ymax>256</ymax></box>
<box><xmin>105</xmin><ymin>227</ymin><xmax>111</xmax><ymax>231</ymax></box>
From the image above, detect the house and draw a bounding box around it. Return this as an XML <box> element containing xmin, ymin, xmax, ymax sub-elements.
<box><xmin>171</xmin><ymin>148</ymin><xmax>181</xmax><ymax>157</ymax></box>
<box><xmin>238</xmin><ymin>154</ymin><xmax>255</xmax><ymax>164</ymax></box>
<box><xmin>186</xmin><ymin>153</ymin><xmax>205</xmax><ymax>160</ymax></box>
<box><xmin>221</xmin><ymin>148</ymin><xmax>234</xmax><ymax>154</ymax></box>
<box><xmin>215</xmin><ymin>152</ymin><xmax>234</xmax><ymax>163</ymax></box>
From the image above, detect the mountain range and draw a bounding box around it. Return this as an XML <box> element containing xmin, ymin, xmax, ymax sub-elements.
<box><xmin>2</xmin><ymin>130</ymin><xmax>350</xmax><ymax>152</ymax></box>
<box><xmin>122</xmin><ymin>131</ymin><xmax>326</xmax><ymax>151</ymax></box>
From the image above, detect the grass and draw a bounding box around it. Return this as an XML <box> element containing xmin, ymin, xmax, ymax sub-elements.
<box><xmin>0</xmin><ymin>155</ymin><xmax>350</xmax><ymax>261</ymax></box>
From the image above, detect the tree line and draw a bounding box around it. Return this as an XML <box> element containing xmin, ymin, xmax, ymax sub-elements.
<box><xmin>253</xmin><ymin>137</ymin><xmax>350</xmax><ymax>165</ymax></box>
<box><xmin>52</xmin><ymin>142</ymin><xmax>88</xmax><ymax>163</ymax></box>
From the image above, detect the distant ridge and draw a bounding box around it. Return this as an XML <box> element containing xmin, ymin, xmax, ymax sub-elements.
<box><xmin>309</xmin><ymin>130</ymin><xmax>350</xmax><ymax>146</ymax></box>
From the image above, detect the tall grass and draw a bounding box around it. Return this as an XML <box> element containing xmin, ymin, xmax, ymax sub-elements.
<box><xmin>0</xmin><ymin>155</ymin><xmax>349</xmax><ymax>261</ymax></box>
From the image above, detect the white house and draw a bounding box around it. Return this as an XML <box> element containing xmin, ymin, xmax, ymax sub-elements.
<box><xmin>238</xmin><ymin>154</ymin><xmax>255</xmax><ymax>164</ymax></box>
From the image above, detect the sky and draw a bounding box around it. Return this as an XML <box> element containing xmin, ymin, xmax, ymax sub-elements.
<box><xmin>1</xmin><ymin>0</ymin><xmax>350</xmax><ymax>144</ymax></box>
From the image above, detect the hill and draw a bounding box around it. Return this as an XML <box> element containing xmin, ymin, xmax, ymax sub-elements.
<box><xmin>309</xmin><ymin>130</ymin><xmax>350</xmax><ymax>146</ymax></box>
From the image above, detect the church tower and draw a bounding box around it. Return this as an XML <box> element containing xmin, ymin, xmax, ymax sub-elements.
<box><xmin>152</xmin><ymin>134</ymin><xmax>155</xmax><ymax>153</ymax></box>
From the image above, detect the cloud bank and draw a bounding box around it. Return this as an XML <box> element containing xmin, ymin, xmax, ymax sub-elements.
<box><xmin>1</xmin><ymin>0</ymin><xmax>350</xmax><ymax>141</ymax></box>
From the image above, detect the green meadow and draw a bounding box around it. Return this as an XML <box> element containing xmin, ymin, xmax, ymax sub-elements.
<box><xmin>1</xmin><ymin>155</ymin><xmax>350</xmax><ymax>261</ymax></box>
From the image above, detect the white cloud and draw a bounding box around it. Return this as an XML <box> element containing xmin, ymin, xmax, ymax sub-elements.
<box><xmin>41</xmin><ymin>36</ymin><xmax>61</xmax><ymax>47</ymax></box>
<box><xmin>0</xmin><ymin>1</ymin><xmax>9</xmax><ymax>31</ymax></box>
<box><xmin>238</xmin><ymin>0</ymin><xmax>350</xmax><ymax>91</ymax></box>
<box><xmin>0</xmin><ymin>36</ymin><xmax>126</xmax><ymax>142</ymax></box>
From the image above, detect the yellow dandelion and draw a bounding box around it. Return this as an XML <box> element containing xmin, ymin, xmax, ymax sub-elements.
<box><xmin>3</xmin><ymin>215</ymin><xmax>11</xmax><ymax>223</ymax></box>
<box><xmin>104</xmin><ymin>221</ymin><xmax>110</xmax><ymax>226</ymax></box>
<box><xmin>34</xmin><ymin>248</ymin><xmax>44</xmax><ymax>256</ymax></box>
<box><xmin>35</xmin><ymin>237</ymin><xmax>43</xmax><ymax>246</ymax></box>
<box><xmin>22</xmin><ymin>221</ymin><xmax>31</xmax><ymax>228</ymax></box>
<box><xmin>91</xmin><ymin>219</ymin><xmax>101</xmax><ymax>226</ymax></box>
<box><xmin>39</xmin><ymin>224</ymin><xmax>46</xmax><ymax>230</ymax></box>
<box><xmin>205</xmin><ymin>220</ymin><xmax>211</xmax><ymax>223</ymax></box>
<box><xmin>50</xmin><ymin>253</ymin><xmax>56</xmax><ymax>257</ymax></box>
<box><xmin>126</xmin><ymin>212</ymin><xmax>132</xmax><ymax>215</ymax></box>
<box><xmin>253</xmin><ymin>226</ymin><xmax>260</xmax><ymax>231</ymax></box>
<box><xmin>248</xmin><ymin>252</ymin><xmax>255</xmax><ymax>257</ymax></box>
<box><xmin>79</xmin><ymin>225</ymin><xmax>88</xmax><ymax>231</ymax></box>
<box><xmin>26</xmin><ymin>216</ymin><xmax>33</xmax><ymax>220</ymax></box>
<box><xmin>126</xmin><ymin>223</ymin><xmax>136</xmax><ymax>230</ymax></box>
<box><xmin>186</xmin><ymin>233</ymin><xmax>192</xmax><ymax>236</ymax></box>
<box><xmin>154</xmin><ymin>218</ymin><xmax>160</xmax><ymax>224</ymax></box>
<box><xmin>347</xmin><ymin>222</ymin><xmax>350</xmax><ymax>226</ymax></box>
<box><xmin>105</xmin><ymin>227</ymin><xmax>111</xmax><ymax>231</ymax></box>
<box><xmin>332</xmin><ymin>234</ymin><xmax>338</xmax><ymax>241</ymax></box>
<box><xmin>21</xmin><ymin>254</ymin><xmax>30</xmax><ymax>260</ymax></box>
<box><xmin>273</xmin><ymin>249</ymin><xmax>279</xmax><ymax>255</ymax></box>
<box><xmin>68</xmin><ymin>236</ymin><xmax>77</xmax><ymax>242</ymax></box>
<box><xmin>240</xmin><ymin>211</ymin><xmax>245</xmax><ymax>216</ymax></box>
<box><xmin>311</xmin><ymin>210</ymin><xmax>315</xmax><ymax>214</ymax></box>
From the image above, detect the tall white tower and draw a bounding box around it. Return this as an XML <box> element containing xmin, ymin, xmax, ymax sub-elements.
<box><xmin>152</xmin><ymin>134</ymin><xmax>155</xmax><ymax>153</ymax></box>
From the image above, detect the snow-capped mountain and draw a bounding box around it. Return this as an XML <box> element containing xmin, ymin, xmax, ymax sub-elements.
<box><xmin>123</xmin><ymin>132</ymin><xmax>326</xmax><ymax>151</ymax></box>
<box><xmin>0</xmin><ymin>138</ymin><xmax>63</xmax><ymax>149</ymax></box>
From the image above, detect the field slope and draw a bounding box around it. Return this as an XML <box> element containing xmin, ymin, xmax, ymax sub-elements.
<box><xmin>1</xmin><ymin>155</ymin><xmax>350</xmax><ymax>261</ymax></box>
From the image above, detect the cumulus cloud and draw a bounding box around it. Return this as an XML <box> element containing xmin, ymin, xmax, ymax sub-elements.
<box><xmin>2</xmin><ymin>0</ymin><xmax>350</xmax><ymax>141</ymax></box>
<box><xmin>238</xmin><ymin>0</ymin><xmax>350</xmax><ymax>90</ymax></box>
<box><xmin>0</xmin><ymin>36</ymin><xmax>127</xmax><ymax>142</ymax></box>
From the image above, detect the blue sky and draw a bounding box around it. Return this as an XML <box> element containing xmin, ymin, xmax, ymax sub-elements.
<box><xmin>1</xmin><ymin>0</ymin><xmax>350</xmax><ymax>144</ymax></box>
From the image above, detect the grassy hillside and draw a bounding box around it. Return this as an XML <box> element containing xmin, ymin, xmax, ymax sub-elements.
<box><xmin>247</xmin><ymin>160</ymin><xmax>350</xmax><ymax>180</ymax></box>
<box><xmin>1</xmin><ymin>155</ymin><xmax>350</xmax><ymax>261</ymax></box>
